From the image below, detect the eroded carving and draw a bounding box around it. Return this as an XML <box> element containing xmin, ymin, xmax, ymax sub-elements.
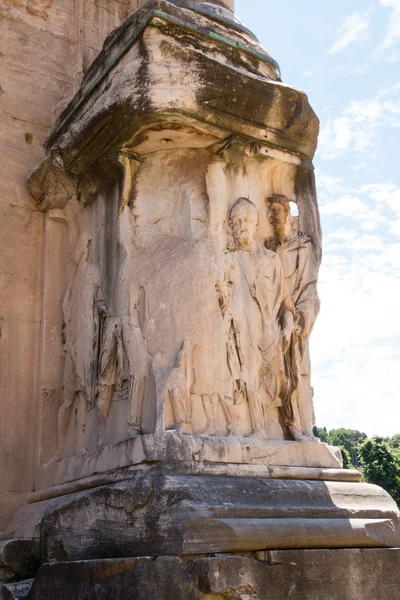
<box><xmin>97</xmin><ymin>314</ymin><xmax>131</xmax><ymax>427</ymax></box>
<box><xmin>127</xmin><ymin>284</ymin><xmax>149</xmax><ymax>437</ymax></box>
<box><xmin>265</xmin><ymin>194</ymin><xmax>320</xmax><ymax>441</ymax></box>
<box><xmin>51</xmin><ymin>233</ymin><xmax>102</xmax><ymax>462</ymax></box>
<box><xmin>217</xmin><ymin>198</ymin><xmax>295</xmax><ymax>439</ymax></box>
<box><xmin>166</xmin><ymin>340</ymin><xmax>193</xmax><ymax>435</ymax></box>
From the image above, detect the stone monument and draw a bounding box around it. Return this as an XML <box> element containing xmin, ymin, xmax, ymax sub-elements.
<box><xmin>1</xmin><ymin>1</ymin><xmax>399</xmax><ymax>598</ymax></box>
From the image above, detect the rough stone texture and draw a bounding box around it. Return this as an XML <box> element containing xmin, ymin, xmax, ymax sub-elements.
<box><xmin>0</xmin><ymin>579</ymin><xmax>33</xmax><ymax>600</ymax></box>
<box><xmin>2</xmin><ymin>1</ymin><xmax>400</xmax><ymax>596</ymax></box>
<box><xmin>3</xmin><ymin>472</ymin><xmax>399</xmax><ymax>561</ymax></box>
<box><xmin>0</xmin><ymin>0</ymin><xmax>179</xmax><ymax>532</ymax></box>
<box><xmin>23</xmin><ymin>550</ymin><xmax>400</xmax><ymax>599</ymax></box>
<box><xmin>25</xmin><ymin>0</ymin><xmax>321</xmax><ymax>478</ymax></box>
<box><xmin>4</xmin><ymin>0</ymin><xmax>400</xmax><ymax>559</ymax></box>
<box><xmin>32</xmin><ymin>432</ymin><xmax>345</xmax><ymax>492</ymax></box>
<box><xmin>0</xmin><ymin>540</ymin><xmax>39</xmax><ymax>578</ymax></box>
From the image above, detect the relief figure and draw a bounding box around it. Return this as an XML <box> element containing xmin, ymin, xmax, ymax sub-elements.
<box><xmin>219</xmin><ymin>198</ymin><xmax>295</xmax><ymax>439</ymax></box>
<box><xmin>127</xmin><ymin>284</ymin><xmax>149</xmax><ymax>436</ymax></box>
<box><xmin>51</xmin><ymin>232</ymin><xmax>102</xmax><ymax>462</ymax></box>
<box><xmin>265</xmin><ymin>194</ymin><xmax>320</xmax><ymax>441</ymax></box>
<box><xmin>97</xmin><ymin>313</ymin><xmax>131</xmax><ymax>436</ymax></box>
<box><xmin>215</xmin><ymin>280</ymin><xmax>245</xmax><ymax>437</ymax></box>
<box><xmin>166</xmin><ymin>340</ymin><xmax>193</xmax><ymax>435</ymax></box>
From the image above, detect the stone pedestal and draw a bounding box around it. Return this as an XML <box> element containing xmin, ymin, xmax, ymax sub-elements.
<box><xmin>3</xmin><ymin>466</ymin><xmax>399</xmax><ymax>560</ymax></box>
<box><xmin>1</xmin><ymin>1</ymin><xmax>399</xmax><ymax>598</ymax></box>
<box><xmin>8</xmin><ymin>549</ymin><xmax>400</xmax><ymax>600</ymax></box>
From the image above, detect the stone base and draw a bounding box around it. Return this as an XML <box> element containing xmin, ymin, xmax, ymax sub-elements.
<box><xmin>3</xmin><ymin>468</ymin><xmax>400</xmax><ymax>560</ymax></box>
<box><xmin>34</xmin><ymin>433</ymin><xmax>344</xmax><ymax>492</ymax></box>
<box><xmin>19</xmin><ymin>549</ymin><xmax>400</xmax><ymax>600</ymax></box>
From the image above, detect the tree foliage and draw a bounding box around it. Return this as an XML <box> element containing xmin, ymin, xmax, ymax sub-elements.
<box><xmin>387</xmin><ymin>434</ymin><xmax>400</xmax><ymax>450</ymax></box>
<box><xmin>329</xmin><ymin>429</ymin><xmax>367</xmax><ymax>465</ymax></box>
<box><xmin>313</xmin><ymin>426</ymin><xmax>330</xmax><ymax>443</ymax></box>
<box><xmin>339</xmin><ymin>446</ymin><xmax>352</xmax><ymax>470</ymax></box>
<box><xmin>357</xmin><ymin>437</ymin><xmax>400</xmax><ymax>505</ymax></box>
<box><xmin>313</xmin><ymin>427</ymin><xmax>400</xmax><ymax>503</ymax></box>
<box><xmin>313</xmin><ymin>426</ymin><xmax>367</xmax><ymax>465</ymax></box>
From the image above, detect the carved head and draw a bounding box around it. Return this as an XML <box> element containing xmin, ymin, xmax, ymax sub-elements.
<box><xmin>266</xmin><ymin>194</ymin><xmax>292</xmax><ymax>239</ymax></box>
<box><xmin>75</xmin><ymin>232</ymin><xmax>92</xmax><ymax>265</ymax></box>
<box><xmin>229</xmin><ymin>198</ymin><xmax>258</xmax><ymax>249</ymax></box>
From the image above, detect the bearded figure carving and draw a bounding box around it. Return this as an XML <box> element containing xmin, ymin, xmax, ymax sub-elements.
<box><xmin>217</xmin><ymin>198</ymin><xmax>296</xmax><ymax>439</ymax></box>
<box><xmin>265</xmin><ymin>194</ymin><xmax>320</xmax><ymax>442</ymax></box>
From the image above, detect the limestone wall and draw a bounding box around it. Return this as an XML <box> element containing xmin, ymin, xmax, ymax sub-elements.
<box><xmin>0</xmin><ymin>0</ymin><xmax>148</xmax><ymax>532</ymax></box>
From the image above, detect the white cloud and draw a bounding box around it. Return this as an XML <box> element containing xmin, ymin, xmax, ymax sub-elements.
<box><xmin>361</xmin><ymin>183</ymin><xmax>400</xmax><ymax>213</ymax></box>
<box><xmin>303</xmin><ymin>70</ymin><xmax>315</xmax><ymax>77</ymax></box>
<box><xmin>318</xmin><ymin>184</ymin><xmax>389</xmax><ymax>234</ymax></box>
<box><xmin>311</xmin><ymin>176</ymin><xmax>400</xmax><ymax>435</ymax></box>
<box><xmin>313</xmin><ymin>343</ymin><xmax>400</xmax><ymax>436</ymax></box>
<box><xmin>390</xmin><ymin>219</ymin><xmax>400</xmax><ymax>236</ymax></box>
<box><xmin>312</xmin><ymin>245</ymin><xmax>400</xmax><ymax>435</ymax></box>
<box><xmin>316</xmin><ymin>171</ymin><xmax>346</xmax><ymax>195</ymax></box>
<box><xmin>328</xmin><ymin>12</ymin><xmax>370</xmax><ymax>54</ymax></box>
<box><xmin>379</xmin><ymin>0</ymin><xmax>400</xmax><ymax>52</ymax></box>
<box><xmin>318</xmin><ymin>82</ymin><xmax>400</xmax><ymax>159</ymax></box>
<box><xmin>320</xmin><ymin>194</ymin><xmax>370</xmax><ymax>218</ymax></box>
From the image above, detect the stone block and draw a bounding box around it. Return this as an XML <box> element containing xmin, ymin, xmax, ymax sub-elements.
<box><xmin>0</xmin><ymin>579</ymin><xmax>33</xmax><ymax>600</ymax></box>
<box><xmin>23</xmin><ymin>549</ymin><xmax>400</xmax><ymax>599</ymax></box>
<box><xmin>0</xmin><ymin>540</ymin><xmax>39</xmax><ymax>583</ymax></box>
<box><xmin>3</xmin><ymin>471</ymin><xmax>399</xmax><ymax>560</ymax></box>
<box><xmin>32</xmin><ymin>432</ymin><xmax>346</xmax><ymax>491</ymax></box>
<box><xmin>0</xmin><ymin>318</ymin><xmax>41</xmax><ymax>494</ymax></box>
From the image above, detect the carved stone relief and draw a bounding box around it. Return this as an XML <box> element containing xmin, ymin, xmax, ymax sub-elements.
<box><xmin>265</xmin><ymin>194</ymin><xmax>320</xmax><ymax>441</ymax></box>
<box><xmin>51</xmin><ymin>232</ymin><xmax>102</xmax><ymax>462</ymax></box>
<box><xmin>48</xmin><ymin>143</ymin><xmax>321</xmax><ymax>461</ymax></box>
<box><xmin>217</xmin><ymin>198</ymin><xmax>296</xmax><ymax>440</ymax></box>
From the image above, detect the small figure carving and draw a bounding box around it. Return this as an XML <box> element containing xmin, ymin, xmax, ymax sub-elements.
<box><xmin>220</xmin><ymin>198</ymin><xmax>295</xmax><ymax>439</ymax></box>
<box><xmin>201</xmin><ymin>394</ymin><xmax>220</xmax><ymax>436</ymax></box>
<box><xmin>215</xmin><ymin>280</ymin><xmax>244</xmax><ymax>437</ymax></box>
<box><xmin>127</xmin><ymin>285</ymin><xmax>149</xmax><ymax>437</ymax></box>
<box><xmin>51</xmin><ymin>233</ymin><xmax>102</xmax><ymax>462</ymax></box>
<box><xmin>166</xmin><ymin>340</ymin><xmax>193</xmax><ymax>435</ymax></box>
<box><xmin>97</xmin><ymin>314</ymin><xmax>131</xmax><ymax>429</ymax></box>
<box><xmin>265</xmin><ymin>194</ymin><xmax>320</xmax><ymax>442</ymax></box>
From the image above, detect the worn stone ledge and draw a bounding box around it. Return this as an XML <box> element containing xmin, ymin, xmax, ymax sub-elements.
<box><xmin>22</xmin><ymin>550</ymin><xmax>400</xmax><ymax>599</ymax></box>
<box><xmin>27</xmin><ymin>463</ymin><xmax>360</xmax><ymax>505</ymax></box>
<box><xmin>3</xmin><ymin>473</ymin><xmax>399</xmax><ymax>557</ymax></box>
<box><xmin>34</xmin><ymin>432</ymin><xmax>345</xmax><ymax>492</ymax></box>
<box><xmin>47</xmin><ymin>0</ymin><xmax>280</xmax><ymax>148</ymax></box>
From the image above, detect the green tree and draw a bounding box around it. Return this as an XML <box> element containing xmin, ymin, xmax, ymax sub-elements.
<box><xmin>358</xmin><ymin>437</ymin><xmax>400</xmax><ymax>505</ymax></box>
<box><xmin>329</xmin><ymin>428</ymin><xmax>367</xmax><ymax>465</ymax></box>
<box><xmin>387</xmin><ymin>434</ymin><xmax>400</xmax><ymax>450</ymax></box>
<box><xmin>313</xmin><ymin>426</ymin><xmax>330</xmax><ymax>443</ymax></box>
<box><xmin>339</xmin><ymin>446</ymin><xmax>352</xmax><ymax>470</ymax></box>
<box><xmin>386</xmin><ymin>435</ymin><xmax>400</xmax><ymax>463</ymax></box>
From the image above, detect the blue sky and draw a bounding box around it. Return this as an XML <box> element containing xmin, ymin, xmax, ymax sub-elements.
<box><xmin>236</xmin><ymin>0</ymin><xmax>400</xmax><ymax>436</ymax></box>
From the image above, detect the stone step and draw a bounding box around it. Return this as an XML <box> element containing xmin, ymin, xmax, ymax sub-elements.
<box><xmin>19</xmin><ymin>550</ymin><xmax>400</xmax><ymax>600</ymax></box>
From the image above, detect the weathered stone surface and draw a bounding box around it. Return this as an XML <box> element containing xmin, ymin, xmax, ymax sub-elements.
<box><xmin>0</xmin><ymin>540</ymin><xmax>39</xmax><ymax>575</ymax></box>
<box><xmin>24</xmin><ymin>549</ymin><xmax>400</xmax><ymax>600</ymax></box>
<box><xmin>22</xmin><ymin>0</ymin><xmax>324</xmax><ymax>485</ymax></box>
<box><xmin>3</xmin><ymin>19</ymin><xmax>400</xmax><ymax>600</ymax></box>
<box><xmin>0</xmin><ymin>579</ymin><xmax>33</xmax><ymax>600</ymax></box>
<box><xmin>32</xmin><ymin>432</ymin><xmax>345</xmax><ymax>492</ymax></box>
<box><xmin>0</xmin><ymin>0</ymin><xmax>167</xmax><ymax>532</ymax></box>
<box><xmin>3</xmin><ymin>472</ymin><xmax>399</xmax><ymax>560</ymax></box>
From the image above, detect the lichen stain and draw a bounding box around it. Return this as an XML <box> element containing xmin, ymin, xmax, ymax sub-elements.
<box><xmin>93</xmin><ymin>559</ymin><xmax>137</xmax><ymax>581</ymax></box>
